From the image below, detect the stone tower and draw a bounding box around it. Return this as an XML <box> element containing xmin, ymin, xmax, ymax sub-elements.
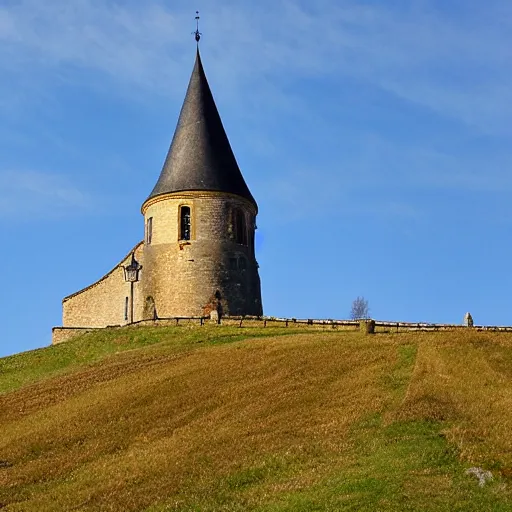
<box><xmin>140</xmin><ymin>48</ymin><xmax>263</xmax><ymax>319</ymax></box>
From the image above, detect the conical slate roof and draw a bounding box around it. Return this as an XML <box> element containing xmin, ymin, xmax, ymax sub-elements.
<box><xmin>146</xmin><ymin>49</ymin><xmax>256</xmax><ymax>207</ymax></box>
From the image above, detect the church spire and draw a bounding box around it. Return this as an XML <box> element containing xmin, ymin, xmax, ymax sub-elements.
<box><xmin>145</xmin><ymin>27</ymin><xmax>256</xmax><ymax>208</ymax></box>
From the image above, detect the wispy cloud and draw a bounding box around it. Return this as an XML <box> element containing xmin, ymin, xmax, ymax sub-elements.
<box><xmin>342</xmin><ymin>134</ymin><xmax>512</xmax><ymax>193</ymax></box>
<box><xmin>0</xmin><ymin>170</ymin><xmax>93</xmax><ymax>219</ymax></box>
<box><xmin>0</xmin><ymin>0</ymin><xmax>511</xmax><ymax>226</ymax></box>
<box><xmin>0</xmin><ymin>1</ymin><xmax>510</xmax><ymax>134</ymax></box>
<box><xmin>259</xmin><ymin>165</ymin><xmax>421</xmax><ymax>225</ymax></box>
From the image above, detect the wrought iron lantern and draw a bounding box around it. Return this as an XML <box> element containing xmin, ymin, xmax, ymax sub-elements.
<box><xmin>123</xmin><ymin>253</ymin><xmax>142</xmax><ymax>324</ymax></box>
<box><xmin>123</xmin><ymin>253</ymin><xmax>142</xmax><ymax>283</ymax></box>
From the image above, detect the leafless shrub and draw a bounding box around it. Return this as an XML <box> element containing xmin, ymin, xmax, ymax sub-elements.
<box><xmin>350</xmin><ymin>296</ymin><xmax>370</xmax><ymax>320</ymax></box>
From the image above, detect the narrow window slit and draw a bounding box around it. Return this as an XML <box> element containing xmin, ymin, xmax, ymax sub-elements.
<box><xmin>233</xmin><ymin>208</ymin><xmax>247</xmax><ymax>246</ymax></box>
<box><xmin>180</xmin><ymin>206</ymin><xmax>191</xmax><ymax>241</ymax></box>
<box><xmin>146</xmin><ymin>217</ymin><xmax>153</xmax><ymax>245</ymax></box>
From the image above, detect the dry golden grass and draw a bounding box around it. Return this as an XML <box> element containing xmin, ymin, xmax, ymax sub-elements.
<box><xmin>0</xmin><ymin>327</ymin><xmax>511</xmax><ymax>511</ymax></box>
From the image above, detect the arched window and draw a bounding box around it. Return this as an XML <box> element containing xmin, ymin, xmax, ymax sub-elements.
<box><xmin>180</xmin><ymin>206</ymin><xmax>191</xmax><ymax>241</ymax></box>
<box><xmin>234</xmin><ymin>208</ymin><xmax>247</xmax><ymax>246</ymax></box>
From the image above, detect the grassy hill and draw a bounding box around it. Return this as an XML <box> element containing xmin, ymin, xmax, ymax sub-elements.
<box><xmin>1</xmin><ymin>325</ymin><xmax>512</xmax><ymax>511</ymax></box>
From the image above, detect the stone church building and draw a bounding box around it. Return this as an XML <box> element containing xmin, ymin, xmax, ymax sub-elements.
<box><xmin>55</xmin><ymin>47</ymin><xmax>263</xmax><ymax>340</ymax></box>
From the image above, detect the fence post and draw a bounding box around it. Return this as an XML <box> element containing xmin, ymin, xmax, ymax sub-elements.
<box><xmin>360</xmin><ymin>319</ymin><xmax>375</xmax><ymax>335</ymax></box>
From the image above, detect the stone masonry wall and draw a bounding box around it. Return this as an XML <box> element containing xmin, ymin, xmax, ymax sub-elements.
<box><xmin>52</xmin><ymin>327</ymin><xmax>101</xmax><ymax>345</ymax></box>
<box><xmin>142</xmin><ymin>191</ymin><xmax>263</xmax><ymax>318</ymax></box>
<box><xmin>62</xmin><ymin>242</ymin><xmax>145</xmax><ymax>328</ymax></box>
<box><xmin>56</xmin><ymin>189</ymin><xmax>263</xmax><ymax>340</ymax></box>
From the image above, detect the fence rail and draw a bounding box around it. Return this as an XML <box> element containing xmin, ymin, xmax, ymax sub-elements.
<box><xmin>124</xmin><ymin>315</ymin><xmax>512</xmax><ymax>332</ymax></box>
<box><xmin>221</xmin><ymin>317</ymin><xmax>512</xmax><ymax>332</ymax></box>
<box><xmin>53</xmin><ymin>316</ymin><xmax>512</xmax><ymax>343</ymax></box>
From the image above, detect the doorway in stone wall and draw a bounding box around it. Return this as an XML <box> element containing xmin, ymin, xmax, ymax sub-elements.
<box><xmin>143</xmin><ymin>296</ymin><xmax>156</xmax><ymax>320</ymax></box>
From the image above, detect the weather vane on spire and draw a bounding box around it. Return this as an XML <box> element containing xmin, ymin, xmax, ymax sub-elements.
<box><xmin>193</xmin><ymin>11</ymin><xmax>202</xmax><ymax>43</ymax></box>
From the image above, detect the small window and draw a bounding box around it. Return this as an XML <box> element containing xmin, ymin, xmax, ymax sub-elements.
<box><xmin>238</xmin><ymin>257</ymin><xmax>247</xmax><ymax>270</ymax></box>
<box><xmin>180</xmin><ymin>206</ymin><xmax>191</xmax><ymax>241</ymax></box>
<box><xmin>124</xmin><ymin>297</ymin><xmax>129</xmax><ymax>321</ymax></box>
<box><xmin>250</xmin><ymin>216</ymin><xmax>256</xmax><ymax>248</ymax></box>
<box><xmin>229</xmin><ymin>258</ymin><xmax>238</xmax><ymax>270</ymax></box>
<box><xmin>146</xmin><ymin>217</ymin><xmax>153</xmax><ymax>245</ymax></box>
<box><xmin>234</xmin><ymin>208</ymin><xmax>248</xmax><ymax>246</ymax></box>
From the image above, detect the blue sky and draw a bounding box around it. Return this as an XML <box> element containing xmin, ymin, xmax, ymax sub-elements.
<box><xmin>1</xmin><ymin>0</ymin><xmax>512</xmax><ymax>357</ymax></box>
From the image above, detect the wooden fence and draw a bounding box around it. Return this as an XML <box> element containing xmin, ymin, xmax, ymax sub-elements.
<box><xmin>126</xmin><ymin>316</ymin><xmax>512</xmax><ymax>332</ymax></box>
<box><xmin>53</xmin><ymin>315</ymin><xmax>512</xmax><ymax>345</ymax></box>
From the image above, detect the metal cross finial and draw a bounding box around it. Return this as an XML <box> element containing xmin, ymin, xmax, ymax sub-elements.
<box><xmin>193</xmin><ymin>11</ymin><xmax>202</xmax><ymax>43</ymax></box>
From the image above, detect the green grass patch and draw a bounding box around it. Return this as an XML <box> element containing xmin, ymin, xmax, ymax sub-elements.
<box><xmin>255</xmin><ymin>419</ymin><xmax>508</xmax><ymax>512</ymax></box>
<box><xmin>383</xmin><ymin>343</ymin><xmax>418</xmax><ymax>392</ymax></box>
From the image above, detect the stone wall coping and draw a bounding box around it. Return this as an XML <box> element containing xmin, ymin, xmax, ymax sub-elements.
<box><xmin>62</xmin><ymin>241</ymin><xmax>143</xmax><ymax>303</ymax></box>
<box><xmin>52</xmin><ymin>326</ymin><xmax>104</xmax><ymax>332</ymax></box>
<box><xmin>54</xmin><ymin>316</ymin><xmax>512</xmax><ymax>332</ymax></box>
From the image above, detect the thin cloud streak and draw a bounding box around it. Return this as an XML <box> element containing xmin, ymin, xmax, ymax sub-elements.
<box><xmin>0</xmin><ymin>170</ymin><xmax>94</xmax><ymax>219</ymax></box>
<box><xmin>0</xmin><ymin>1</ymin><xmax>510</xmax><ymax>134</ymax></box>
<box><xmin>0</xmin><ymin>0</ymin><xmax>511</xmax><ymax>224</ymax></box>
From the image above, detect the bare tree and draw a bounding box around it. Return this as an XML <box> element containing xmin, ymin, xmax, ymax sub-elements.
<box><xmin>350</xmin><ymin>296</ymin><xmax>370</xmax><ymax>320</ymax></box>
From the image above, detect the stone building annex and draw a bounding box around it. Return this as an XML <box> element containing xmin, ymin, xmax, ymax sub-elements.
<box><xmin>53</xmin><ymin>41</ymin><xmax>263</xmax><ymax>343</ymax></box>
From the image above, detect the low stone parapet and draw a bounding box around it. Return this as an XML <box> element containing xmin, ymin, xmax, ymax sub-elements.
<box><xmin>52</xmin><ymin>316</ymin><xmax>512</xmax><ymax>346</ymax></box>
<box><xmin>52</xmin><ymin>327</ymin><xmax>103</xmax><ymax>345</ymax></box>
